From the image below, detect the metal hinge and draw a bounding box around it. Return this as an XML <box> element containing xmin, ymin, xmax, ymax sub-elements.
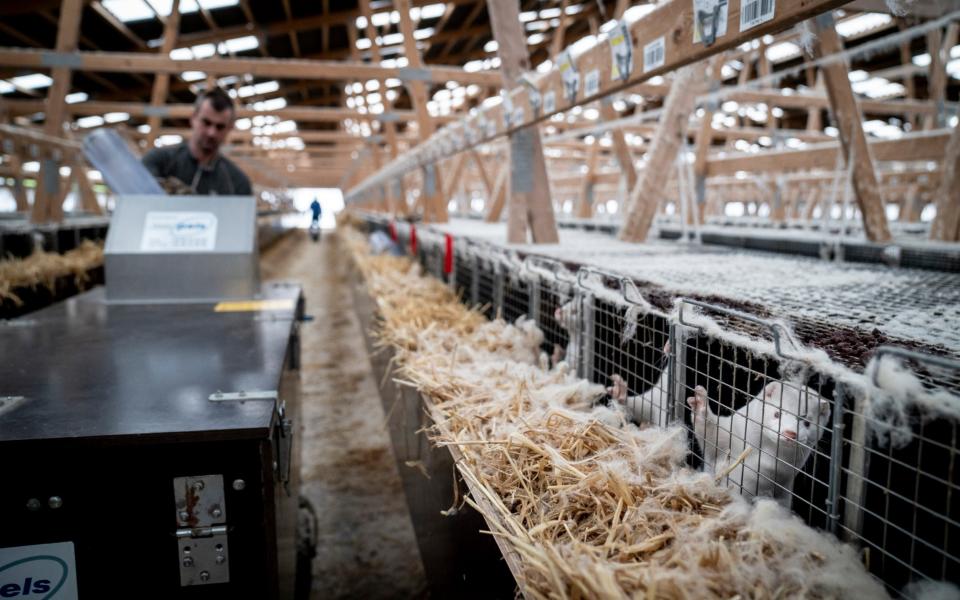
<box><xmin>173</xmin><ymin>475</ymin><xmax>229</xmax><ymax>586</ymax></box>
<box><xmin>208</xmin><ymin>391</ymin><xmax>293</xmax><ymax>494</ymax></box>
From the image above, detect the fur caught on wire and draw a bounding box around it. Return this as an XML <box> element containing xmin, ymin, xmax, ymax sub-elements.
<box><xmin>345</xmin><ymin>227</ymin><xmax>887</xmax><ymax>600</ymax></box>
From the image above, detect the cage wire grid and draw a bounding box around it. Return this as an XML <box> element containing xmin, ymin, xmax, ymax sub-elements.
<box><xmin>386</xmin><ymin>228</ymin><xmax>960</xmax><ymax>598</ymax></box>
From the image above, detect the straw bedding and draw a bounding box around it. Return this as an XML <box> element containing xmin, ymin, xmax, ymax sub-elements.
<box><xmin>0</xmin><ymin>240</ymin><xmax>103</xmax><ymax>306</ymax></box>
<box><xmin>344</xmin><ymin>228</ymin><xmax>886</xmax><ymax>600</ymax></box>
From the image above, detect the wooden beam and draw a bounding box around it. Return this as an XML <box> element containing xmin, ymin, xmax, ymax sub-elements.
<box><xmin>550</xmin><ymin>0</ymin><xmax>570</xmax><ymax>61</ymax></box>
<box><xmin>728</xmin><ymin>89</ymin><xmax>944</xmax><ymax>117</ymax></box>
<box><xmin>0</xmin><ymin>98</ymin><xmax>458</xmax><ymax>125</ymax></box>
<box><xmin>348</xmin><ymin>0</ymin><xmax>851</xmax><ymax>201</ymax></box>
<box><xmin>3</xmin><ymin>151</ymin><xmax>29</xmax><ymax>211</ymax></box>
<box><xmin>484</xmin><ymin>161</ymin><xmax>509</xmax><ymax>222</ymax></box>
<box><xmin>442</xmin><ymin>153</ymin><xmax>468</xmax><ymax>199</ymax></box>
<box><xmin>90</xmin><ymin>1</ymin><xmax>148</xmax><ymax>49</ymax></box>
<box><xmin>812</xmin><ymin>13</ymin><xmax>890</xmax><ymax>242</ymax></box>
<box><xmin>486</xmin><ymin>0</ymin><xmax>557</xmax><ymax>243</ymax></box>
<box><xmin>72</xmin><ymin>155</ymin><xmax>102</xmax><ymax>214</ymax></box>
<box><xmin>396</xmin><ymin>0</ymin><xmax>446</xmax><ymax>222</ymax></box>
<box><xmin>924</xmin><ymin>23</ymin><xmax>958</xmax><ymax>130</ymax></box>
<box><xmin>470</xmin><ymin>150</ymin><xmax>494</xmax><ymax>197</ymax></box>
<box><xmin>575</xmin><ymin>141</ymin><xmax>600</xmax><ymax>218</ymax></box>
<box><xmin>705</xmin><ymin>129</ymin><xmax>951</xmax><ymax>176</ymax></box>
<box><xmin>930</xmin><ymin>109</ymin><xmax>960</xmax><ymax>241</ymax></box>
<box><xmin>620</xmin><ymin>65</ymin><xmax>701</xmax><ymax>242</ymax></box>
<box><xmin>147</xmin><ymin>0</ymin><xmax>181</xmax><ymax>148</ymax></box>
<box><xmin>281</xmin><ymin>0</ymin><xmax>300</xmax><ymax>58</ymax></box>
<box><xmin>0</xmin><ymin>47</ymin><xmax>503</xmax><ymax>87</ymax></box>
<box><xmin>693</xmin><ymin>56</ymin><xmax>724</xmax><ymax>224</ymax></box>
<box><xmin>593</xmin><ymin>0</ymin><xmax>639</xmax><ymax>201</ymax></box>
<box><xmin>32</xmin><ymin>0</ymin><xmax>83</xmax><ymax>224</ymax></box>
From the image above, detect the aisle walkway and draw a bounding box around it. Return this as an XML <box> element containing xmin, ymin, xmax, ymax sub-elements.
<box><xmin>261</xmin><ymin>230</ymin><xmax>427</xmax><ymax>599</ymax></box>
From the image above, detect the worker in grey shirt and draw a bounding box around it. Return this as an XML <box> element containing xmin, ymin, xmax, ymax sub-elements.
<box><xmin>142</xmin><ymin>87</ymin><xmax>252</xmax><ymax>196</ymax></box>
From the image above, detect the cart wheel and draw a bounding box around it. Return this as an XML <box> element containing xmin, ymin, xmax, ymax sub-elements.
<box><xmin>295</xmin><ymin>495</ymin><xmax>318</xmax><ymax>599</ymax></box>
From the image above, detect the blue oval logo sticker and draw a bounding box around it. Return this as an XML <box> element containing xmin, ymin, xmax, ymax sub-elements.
<box><xmin>0</xmin><ymin>543</ymin><xmax>76</xmax><ymax>600</ymax></box>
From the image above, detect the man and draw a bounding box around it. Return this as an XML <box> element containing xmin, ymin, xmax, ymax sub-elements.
<box><xmin>310</xmin><ymin>197</ymin><xmax>321</xmax><ymax>225</ymax></box>
<box><xmin>142</xmin><ymin>87</ymin><xmax>252</xmax><ymax>196</ymax></box>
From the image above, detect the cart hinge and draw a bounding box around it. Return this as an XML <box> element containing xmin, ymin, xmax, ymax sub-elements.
<box><xmin>208</xmin><ymin>391</ymin><xmax>294</xmax><ymax>493</ymax></box>
<box><xmin>173</xmin><ymin>475</ymin><xmax>230</xmax><ymax>586</ymax></box>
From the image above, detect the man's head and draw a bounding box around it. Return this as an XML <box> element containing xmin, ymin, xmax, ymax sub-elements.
<box><xmin>189</xmin><ymin>87</ymin><xmax>235</xmax><ymax>163</ymax></box>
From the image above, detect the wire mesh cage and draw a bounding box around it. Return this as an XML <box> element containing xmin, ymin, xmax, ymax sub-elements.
<box><xmin>386</xmin><ymin>222</ymin><xmax>960</xmax><ymax>598</ymax></box>
<box><xmin>501</xmin><ymin>263</ymin><xmax>531</xmax><ymax>324</ymax></box>
<box><xmin>838</xmin><ymin>348</ymin><xmax>960</xmax><ymax>596</ymax></box>
<box><xmin>453</xmin><ymin>240</ymin><xmax>475</xmax><ymax>305</ymax></box>
<box><xmin>576</xmin><ymin>268</ymin><xmax>673</xmax><ymax>428</ymax></box>
<box><xmin>475</xmin><ymin>253</ymin><xmax>498</xmax><ymax>321</ymax></box>
<box><xmin>522</xmin><ymin>256</ymin><xmax>578</xmax><ymax>368</ymax></box>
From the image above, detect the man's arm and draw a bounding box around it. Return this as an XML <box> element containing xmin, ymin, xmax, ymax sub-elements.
<box><xmin>234</xmin><ymin>170</ymin><xmax>252</xmax><ymax>196</ymax></box>
<box><xmin>141</xmin><ymin>146</ymin><xmax>169</xmax><ymax>178</ymax></box>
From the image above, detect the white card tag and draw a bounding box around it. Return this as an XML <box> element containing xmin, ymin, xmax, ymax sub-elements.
<box><xmin>140</xmin><ymin>211</ymin><xmax>218</xmax><ymax>252</ymax></box>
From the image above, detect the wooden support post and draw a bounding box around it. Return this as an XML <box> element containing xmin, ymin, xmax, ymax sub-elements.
<box><xmin>56</xmin><ymin>168</ymin><xmax>75</xmax><ymax>209</ymax></box>
<box><xmin>6</xmin><ymin>153</ymin><xmax>29</xmax><ymax>211</ymax></box>
<box><xmin>549</xmin><ymin>0</ymin><xmax>570</xmax><ymax>61</ymax></box>
<box><xmin>601</xmin><ymin>102</ymin><xmax>637</xmax><ymax>191</ymax></box>
<box><xmin>485</xmin><ymin>162</ymin><xmax>509</xmax><ymax>222</ymax></box>
<box><xmin>693</xmin><ymin>56</ymin><xmax>723</xmax><ymax>225</ymax></box>
<box><xmin>925</xmin><ymin>26</ymin><xmax>944</xmax><ymax>131</ymax></box>
<box><xmin>576</xmin><ymin>142</ymin><xmax>600</xmax><ymax>218</ymax></box>
<box><xmin>32</xmin><ymin>0</ymin><xmax>82</xmax><ymax>224</ymax></box>
<box><xmin>147</xmin><ymin>0</ymin><xmax>181</xmax><ymax>148</ymax></box>
<box><xmin>395</xmin><ymin>0</ymin><xmax>446</xmax><ymax>222</ymax></box>
<box><xmin>442</xmin><ymin>153</ymin><xmax>468</xmax><ymax>200</ymax></box>
<box><xmin>486</xmin><ymin>0</ymin><xmax>558</xmax><ymax>243</ymax></box>
<box><xmin>924</xmin><ymin>23</ymin><xmax>958</xmax><ymax>131</ymax></box>
<box><xmin>75</xmin><ymin>161</ymin><xmax>102</xmax><ymax>214</ymax></box>
<box><xmin>758</xmin><ymin>42</ymin><xmax>776</xmax><ymax>133</ymax></box>
<box><xmin>812</xmin><ymin>14</ymin><xmax>891</xmax><ymax>243</ymax></box>
<box><xmin>930</xmin><ymin>109</ymin><xmax>960</xmax><ymax>241</ymax></box>
<box><xmin>806</xmin><ymin>67</ymin><xmax>823</xmax><ymax>132</ymax></box>
<box><xmin>902</xmin><ymin>183</ymin><xmax>921</xmax><ymax>223</ymax></box>
<box><xmin>620</xmin><ymin>64</ymin><xmax>701</xmax><ymax>242</ymax></box>
<box><xmin>469</xmin><ymin>150</ymin><xmax>494</xmax><ymax>198</ymax></box>
<box><xmin>803</xmin><ymin>186</ymin><xmax>822</xmax><ymax>220</ymax></box>
<box><xmin>895</xmin><ymin>18</ymin><xmax>918</xmax><ymax>128</ymax></box>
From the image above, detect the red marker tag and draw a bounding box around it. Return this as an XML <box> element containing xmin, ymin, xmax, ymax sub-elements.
<box><xmin>410</xmin><ymin>224</ymin><xmax>417</xmax><ymax>255</ymax></box>
<box><xmin>443</xmin><ymin>234</ymin><xmax>453</xmax><ymax>274</ymax></box>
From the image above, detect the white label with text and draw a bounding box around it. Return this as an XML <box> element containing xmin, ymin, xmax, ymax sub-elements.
<box><xmin>141</xmin><ymin>211</ymin><xmax>218</xmax><ymax>252</ymax></box>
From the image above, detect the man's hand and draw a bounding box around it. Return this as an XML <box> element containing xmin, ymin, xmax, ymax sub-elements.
<box><xmin>158</xmin><ymin>176</ymin><xmax>192</xmax><ymax>194</ymax></box>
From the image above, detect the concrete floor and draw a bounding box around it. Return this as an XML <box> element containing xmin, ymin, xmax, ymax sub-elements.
<box><xmin>261</xmin><ymin>230</ymin><xmax>427</xmax><ymax>599</ymax></box>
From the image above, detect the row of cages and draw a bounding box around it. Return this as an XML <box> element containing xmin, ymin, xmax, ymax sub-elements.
<box><xmin>365</xmin><ymin>218</ymin><xmax>960</xmax><ymax>598</ymax></box>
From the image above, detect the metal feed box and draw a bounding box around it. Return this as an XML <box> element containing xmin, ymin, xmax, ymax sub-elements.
<box><xmin>0</xmin><ymin>283</ymin><xmax>305</xmax><ymax>599</ymax></box>
<box><xmin>105</xmin><ymin>195</ymin><xmax>260</xmax><ymax>302</ymax></box>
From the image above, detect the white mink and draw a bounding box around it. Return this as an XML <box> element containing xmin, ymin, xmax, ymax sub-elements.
<box><xmin>606</xmin><ymin>342</ymin><xmax>671</xmax><ymax>427</ymax></box>
<box><xmin>553</xmin><ymin>299</ymin><xmax>580</xmax><ymax>370</ymax></box>
<box><xmin>688</xmin><ymin>381</ymin><xmax>831</xmax><ymax>507</ymax></box>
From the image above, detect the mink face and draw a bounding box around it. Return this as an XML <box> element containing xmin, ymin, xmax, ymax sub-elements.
<box><xmin>757</xmin><ymin>382</ymin><xmax>831</xmax><ymax>449</ymax></box>
<box><xmin>689</xmin><ymin>380</ymin><xmax>832</xmax><ymax>506</ymax></box>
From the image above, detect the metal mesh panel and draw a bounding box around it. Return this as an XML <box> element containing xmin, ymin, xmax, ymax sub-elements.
<box><xmin>673</xmin><ymin>300</ymin><xmax>836</xmax><ymax>527</ymax></box>
<box><xmin>679</xmin><ymin>332</ymin><xmax>835</xmax><ymax>526</ymax></box>
<box><xmin>578</xmin><ymin>275</ymin><xmax>672</xmax><ymax>428</ymax></box>
<box><xmin>502</xmin><ymin>272</ymin><xmax>531</xmax><ymax>324</ymax></box>
<box><xmin>838</xmin><ymin>348</ymin><xmax>960</xmax><ymax>597</ymax></box>
<box><xmin>538</xmin><ymin>283</ymin><xmax>573</xmax><ymax>367</ymax></box>
<box><xmin>476</xmin><ymin>257</ymin><xmax>497</xmax><ymax>320</ymax></box>
<box><xmin>374</xmin><ymin>220</ymin><xmax>960</xmax><ymax>597</ymax></box>
<box><xmin>453</xmin><ymin>244</ymin><xmax>474</xmax><ymax>304</ymax></box>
